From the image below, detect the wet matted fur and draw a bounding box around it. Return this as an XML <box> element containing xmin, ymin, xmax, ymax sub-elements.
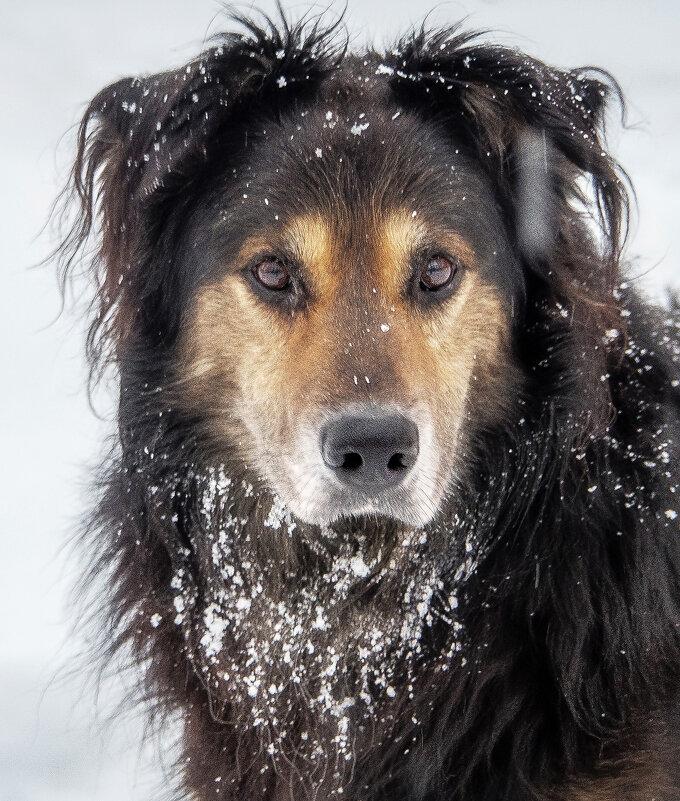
<box><xmin>58</xmin><ymin>9</ymin><xmax>680</xmax><ymax>801</ymax></box>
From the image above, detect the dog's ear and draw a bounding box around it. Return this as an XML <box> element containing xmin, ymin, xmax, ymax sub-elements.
<box><xmin>387</xmin><ymin>27</ymin><xmax>628</xmax><ymax>299</ymax></box>
<box><xmin>58</xmin><ymin>12</ymin><xmax>344</xmax><ymax>375</ymax></box>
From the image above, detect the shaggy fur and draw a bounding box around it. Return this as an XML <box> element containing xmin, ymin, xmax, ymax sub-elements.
<box><xmin>58</xmin><ymin>10</ymin><xmax>680</xmax><ymax>801</ymax></box>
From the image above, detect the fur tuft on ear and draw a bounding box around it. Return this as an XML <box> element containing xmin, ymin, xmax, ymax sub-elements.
<box><xmin>55</xmin><ymin>7</ymin><xmax>346</xmax><ymax>383</ymax></box>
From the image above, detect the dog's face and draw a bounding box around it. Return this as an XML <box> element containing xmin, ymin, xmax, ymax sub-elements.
<box><xmin>175</xmin><ymin>93</ymin><xmax>522</xmax><ymax>528</ymax></box>
<box><xmin>70</xmin><ymin>21</ymin><xmax>622</xmax><ymax>539</ymax></box>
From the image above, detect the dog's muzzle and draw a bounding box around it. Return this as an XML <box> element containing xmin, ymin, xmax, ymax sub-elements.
<box><xmin>275</xmin><ymin>404</ymin><xmax>438</xmax><ymax>527</ymax></box>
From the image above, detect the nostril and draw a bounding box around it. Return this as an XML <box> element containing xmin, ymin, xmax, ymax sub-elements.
<box><xmin>342</xmin><ymin>452</ymin><xmax>363</xmax><ymax>471</ymax></box>
<box><xmin>387</xmin><ymin>452</ymin><xmax>407</xmax><ymax>472</ymax></box>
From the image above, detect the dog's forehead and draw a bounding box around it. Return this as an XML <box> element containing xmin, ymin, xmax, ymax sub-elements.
<box><xmin>206</xmin><ymin>90</ymin><xmax>508</xmax><ymax>271</ymax></box>
<box><xmin>245</xmin><ymin>86</ymin><xmax>483</xmax><ymax>220</ymax></box>
<box><xmin>178</xmin><ymin>68</ymin><xmax>522</xmax><ymax>300</ymax></box>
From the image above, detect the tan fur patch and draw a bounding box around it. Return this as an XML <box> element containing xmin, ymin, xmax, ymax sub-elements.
<box><xmin>375</xmin><ymin>209</ymin><xmax>515</xmax><ymax>430</ymax></box>
<box><xmin>551</xmin><ymin>716</ymin><xmax>680</xmax><ymax>801</ymax></box>
<box><xmin>283</xmin><ymin>214</ymin><xmax>337</xmax><ymax>296</ymax></box>
<box><xmin>377</xmin><ymin>209</ymin><xmax>478</xmax><ymax>295</ymax></box>
<box><xmin>558</xmin><ymin>764</ymin><xmax>676</xmax><ymax>801</ymax></box>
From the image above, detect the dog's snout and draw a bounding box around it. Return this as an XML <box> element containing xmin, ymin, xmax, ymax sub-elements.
<box><xmin>321</xmin><ymin>413</ymin><xmax>419</xmax><ymax>493</ymax></box>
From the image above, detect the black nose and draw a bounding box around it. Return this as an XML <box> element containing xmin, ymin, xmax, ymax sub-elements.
<box><xmin>321</xmin><ymin>412</ymin><xmax>419</xmax><ymax>494</ymax></box>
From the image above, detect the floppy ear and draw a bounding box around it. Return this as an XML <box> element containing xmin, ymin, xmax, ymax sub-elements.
<box><xmin>386</xmin><ymin>27</ymin><xmax>628</xmax><ymax>300</ymax></box>
<box><xmin>58</xmin><ymin>12</ymin><xmax>344</xmax><ymax>376</ymax></box>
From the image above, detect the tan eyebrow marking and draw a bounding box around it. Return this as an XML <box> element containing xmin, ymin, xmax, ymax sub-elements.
<box><xmin>376</xmin><ymin>209</ymin><xmax>478</xmax><ymax>295</ymax></box>
<box><xmin>236</xmin><ymin>214</ymin><xmax>336</xmax><ymax>295</ymax></box>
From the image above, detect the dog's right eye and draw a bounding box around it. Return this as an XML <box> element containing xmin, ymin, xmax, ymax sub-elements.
<box><xmin>253</xmin><ymin>259</ymin><xmax>290</xmax><ymax>291</ymax></box>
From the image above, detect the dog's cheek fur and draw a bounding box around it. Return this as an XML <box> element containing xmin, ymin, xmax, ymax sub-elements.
<box><xmin>177</xmin><ymin>275</ymin><xmax>295</xmax><ymax>461</ymax></box>
<box><xmin>376</xmin><ymin>211</ymin><xmax>521</xmax><ymax>443</ymax></box>
<box><xmin>421</xmin><ymin>278</ymin><xmax>518</xmax><ymax>432</ymax></box>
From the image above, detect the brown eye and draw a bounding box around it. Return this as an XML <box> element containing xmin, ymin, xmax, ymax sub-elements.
<box><xmin>420</xmin><ymin>255</ymin><xmax>455</xmax><ymax>291</ymax></box>
<box><xmin>254</xmin><ymin>259</ymin><xmax>290</xmax><ymax>290</ymax></box>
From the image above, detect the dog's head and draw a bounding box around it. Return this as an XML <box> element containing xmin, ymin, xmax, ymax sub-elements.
<box><xmin>174</xmin><ymin>78</ymin><xmax>527</xmax><ymax>528</ymax></box>
<box><xmin>63</xmin><ymin>13</ymin><xmax>627</xmax><ymax>531</ymax></box>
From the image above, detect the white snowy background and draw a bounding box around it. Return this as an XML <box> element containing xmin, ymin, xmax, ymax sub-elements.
<box><xmin>1</xmin><ymin>1</ymin><xmax>678</xmax><ymax>799</ymax></box>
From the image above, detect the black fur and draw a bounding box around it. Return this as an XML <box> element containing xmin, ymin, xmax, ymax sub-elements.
<box><xmin>58</xmin><ymin>9</ymin><xmax>680</xmax><ymax>801</ymax></box>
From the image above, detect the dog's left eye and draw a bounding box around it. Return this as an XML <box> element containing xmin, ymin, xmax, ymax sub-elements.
<box><xmin>419</xmin><ymin>256</ymin><xmax>457</xmax><ymax>291</ymax></box>
<box><xmin>253</xmin><ymin>259</ymin><xmax>290</xmax><ymax>291</ymax></box>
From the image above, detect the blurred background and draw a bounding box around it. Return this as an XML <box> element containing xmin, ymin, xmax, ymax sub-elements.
<box><xmin>2</xmin><ymin>1</ymin><xmax>678</xmax><ymax>798</ymax></box>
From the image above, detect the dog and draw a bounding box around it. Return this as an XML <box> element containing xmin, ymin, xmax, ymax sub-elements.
<box><xmin>58</xmin><ymin>10</ymin><xmax>680</xmax><ymax>801</ymax></box>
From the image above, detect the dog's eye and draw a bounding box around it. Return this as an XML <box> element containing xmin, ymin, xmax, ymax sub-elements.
<box><xmin>419</xmin><ymin>256</ymin><xmax>457</xmax><ymax>291</ymax></box>
<box><xmin>253</xmin><ymin>259</ymin><xmax>290</xmax><ymax>291</ymax></box>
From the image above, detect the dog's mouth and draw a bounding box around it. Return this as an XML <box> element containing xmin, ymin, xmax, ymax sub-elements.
<box><xmin>283</xmin><ymin>483</ymin><xmax>437</xmax><ymax>530</ymax></box>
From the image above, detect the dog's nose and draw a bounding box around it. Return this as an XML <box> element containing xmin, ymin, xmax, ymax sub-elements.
<box><xmin>321</xmin><ymin>412</ymin><xmax>419</xmax><ymax>493</ymax></box>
